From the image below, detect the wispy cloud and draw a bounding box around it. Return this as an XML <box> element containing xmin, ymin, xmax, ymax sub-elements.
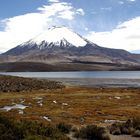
<box><xmin>100</xmin><ymin>7</ymin><xmax>112</xmax><ymax>11</ymax></box>
<box><xmin>127</xmin><ymin>0</ymin><xmax>136</xmax><ymax>2</ymax></box>
<box><xmin>38</xmin><ymin>2</ymin><xmax>76</xmax><ymax>20</ymax></box>
<box><xmin>0</xmin><ymin>1</ymin><xmax>85</xmax><ymax>52</ymax></box>
<box><xmin>86</xmin><ymin>17</ymin><xmax>140</xmax><ymax>51</ymax></box>
<box><xmin>76</xmin><ymin>8</ymin><xmax>85</xmax><ymax>16</ymax></box>
<box><xmin>118</xmin><ymin>0</ymin><xmax>136</xmax><ymax>5</ymax></box>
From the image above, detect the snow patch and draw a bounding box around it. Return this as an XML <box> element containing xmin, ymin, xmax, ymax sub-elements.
<box><xmin>29</xmin><ymin>27</ymin><xmax>87</xmax><ymax>48</ymax></box>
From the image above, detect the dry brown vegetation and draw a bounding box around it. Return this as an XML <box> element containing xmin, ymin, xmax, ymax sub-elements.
<box><xmin>0</xmin><ymin>86</ymin><xmax>140</xmax><ymax>127</ymax></box>
<box><xmin>0</xmin><ymin>75</ymin><xmax>140</xmax><ymax>140</ymax></box>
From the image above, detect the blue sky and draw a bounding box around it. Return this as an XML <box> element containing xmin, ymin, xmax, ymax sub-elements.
<box><xmin>0</xmin><ymin>0</ymin><xmax>140</xmax><ymax>52</ymax></box>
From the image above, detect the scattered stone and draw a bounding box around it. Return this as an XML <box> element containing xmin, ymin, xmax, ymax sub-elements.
<box><xmin>43</xmin><ymin>116</ymin><xmax>51</xmax><ymax>122</ymax></box>
<box><xmin>37</xmin><ymin>100</ymin><xmax>43</xmax><ymax>106</ymax></box>
<box><xmin>33</xmin><ymin>97</ymin><xmax>43</xmax><ymax>100</ymax></box>
<box><xmin>62</xmin><ymin>103</ymin><xmax>68</xmax><ymax>106</ymax></box>
<box><xmin>53</xmin><ymin>100</ymin><xmax>57</xmax><ymax>104</ymax></box>
<box><xmin>80</xmin><ymin>117</ymin><xmax>85</xmax><ymax>124</ymax></box>
<box><xmin>126</xmin><ymin>96</ymin><xmax>131</xmax><ymax>99</ymax></box>
<box><xmin>20</xmin><ymin>99</ymin><xmax>25</xmax><ymax>103</ymax></box>
<box><xmin>114</xmin><ymin>96</ymin><xmax>121</xmax><ymax>100</ymax></box>
<box><xmin>104</xmin><ymin>120</ymin><xmax>125</xmax><ymax>123</ymax></box>
<box><xmin>19</xmin><ymin>110</ymin><xmax>24</xmax><ymax>114</ymax></box>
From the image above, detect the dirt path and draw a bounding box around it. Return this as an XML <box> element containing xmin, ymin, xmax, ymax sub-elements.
<box><xmin>110</xmin><ymin>135</ymin><xmax>140</xmax><ymax>140</ymax></box>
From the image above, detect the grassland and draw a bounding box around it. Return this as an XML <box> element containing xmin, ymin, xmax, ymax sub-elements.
<box><xmin>0</xmin><ymin>75</ymin><xmax>140</xmax><ymax>139</ymax></box>
<box><xmin>0</xmin><ymin>86</ymin><xmax>140</xmax><ymax>127</ymax></box>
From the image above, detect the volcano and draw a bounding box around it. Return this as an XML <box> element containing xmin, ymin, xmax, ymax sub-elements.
<box><xmin>0</xmin><ymin>26</ymin><xmax>140</xmax><ymax>71</ymax></box>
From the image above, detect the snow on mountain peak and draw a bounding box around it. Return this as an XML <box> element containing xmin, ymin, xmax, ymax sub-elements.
<box><xmin>30</xmin><ymin>26</ymin><xmax>87</xmax><ymax>47</ymax></box>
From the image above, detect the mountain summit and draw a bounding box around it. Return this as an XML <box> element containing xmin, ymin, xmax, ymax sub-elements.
<box><xmin>5</xmin><ymin>26</ymin><xmax>88</xmax><ymax>55</ymax></box>
<box><xmin>1</xmin><ymin>26</ymin><xmax>140</xmax><ymax>71</ymax></box>
<box><xmin>30</xmin><ymin>26</ymin><xmax>87</xmax><ymax>48</ymax></box>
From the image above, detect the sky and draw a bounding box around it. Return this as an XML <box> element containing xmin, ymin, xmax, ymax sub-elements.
<box><xmin>0</xmin><ymin>0</ymin><xmax>140</xmax><ymax>53</ymax></box>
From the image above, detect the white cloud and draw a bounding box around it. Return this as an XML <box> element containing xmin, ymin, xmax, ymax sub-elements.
<box><xmin>100</xmin><ymin>7</ymin><xmax>112</xmax><ymax>11</ymax></box>
<box><xmin>76</xmin><ymin>8</ymin><xmax>85</xmax><ymax>16</ymax></box>
<box><xmin>86</xmin><ymin>17</ymin><xmax>140</xmax><ymax>51</ymax></box>
<box><xmin>48</xmin><ymin>0</ymin><xmax>59</xmax><ymax>2</ymax></box>
<box><xmin>0</xmin><ymin>1</ymin><xmax>85</xmax><ymax>52</ymax></box>
<box><xmin>58</xmin><ymin>10</ymin><xmax>75</xmax><ymax>20</ymax></box>
<box><xmin>118</xmin><ymin>0</ymin><xmax>136</xmax><ymax>5</ymax></box>
<box><xmin>38</xmin><ymin>2</ymin><xmax>75</xmax><ymax>19</ymax></box>
<box><xmin>0</xmin><ymin>13</ymin><xmax>48</xmax><ymax>52</ymax></box>
<box><xmin>127</xmin><ymin>0</ymin><xmax>136</xmax><ymax>2</ymax></box>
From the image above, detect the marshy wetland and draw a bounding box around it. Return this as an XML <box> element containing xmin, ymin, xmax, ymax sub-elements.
<box><xmin>0</xmin><ymin>75</ymin><xmax>140</xmax><ymax>140</ymax></box>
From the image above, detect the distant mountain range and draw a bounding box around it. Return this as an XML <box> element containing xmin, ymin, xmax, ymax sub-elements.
<box><xmin>0</xmin><ymin>26</ymin><xmax>140</xmax><ymax>71</ymax></box>
<box><xmin>131</xmin><ymin>50</ymin><xmax>140</xmax><ymax>54</ymax></box>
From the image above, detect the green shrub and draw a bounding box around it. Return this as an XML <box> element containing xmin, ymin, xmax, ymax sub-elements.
<box><xmin>132</xmin><ymin>130</ymin><xmax>140</xmax><ymax>137</ymax></box>
<box><xmin>0</xmin><ymin>115</ymin><xmax>70</xmax><ymax>140</ymax></box>
<box><xmin>121</xmin><ymin>127</ymin><xmax>130</xmax><ymax>134</ymax></box>
<box><xmin>109</xmin><ymin>123</ymin><xmax>122</xmax><ymax>135</ymax></box>
<box><xmin>133</xmin><ymin>117</ymin><xmax>140</xmax><ymax>130</ymax></box>
<box><xmin>128</xmin><ymin>127</ymin><xmax>135</xmax><ymax>134</ymax></box>
<box><xmin>111</xmin><ymin>128</ymin><xmax>121</xmax><ymax>135</ymax></box>
<box><xmin>56</xmin><ymin>122</ymin><xmax>72</xmax><ymax>134</ymax></box>
<box><xmin>23</xmin><ymin>135</ymin><xmax>46</xmax><ymax>140</ymax></box>
<box><xmin>74</xmin><ymin>125</ymin><xmax>110</xmax><ymax>140</ymax></box>
<box><xmin>71</xmin><ymin>126</ymin><xmax>78</xmax><ymax>132</ymax></box>
<box><xmin>109</xmin><ymin>118</ymin><xmax>140</xmax><ymax>137</ymax></box>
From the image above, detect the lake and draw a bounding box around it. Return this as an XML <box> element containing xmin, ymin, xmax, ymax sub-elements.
<box><xmin>0</xmin><ymin>71</ymin><xmax>140</xmax><ymax>79</ymax></box>
<box><xmin>1</xmin><ymin>71</ymin><xmax>140</xmax><ymax>87</ymax></box>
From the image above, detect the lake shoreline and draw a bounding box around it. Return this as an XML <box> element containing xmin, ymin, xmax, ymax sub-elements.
<box><xmin>46</xmin><ymin>78</ymin><xmax>140</xmax><ymax>88</ymax></box>
<box><xmin>0</xmin><ymin>71</ymin><xmax>140</xmax><ymax>88</ymax></box>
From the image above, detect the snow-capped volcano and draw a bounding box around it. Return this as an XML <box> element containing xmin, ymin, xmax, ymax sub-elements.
<box><xmin>2</xmin><ymin>26</ymin><xmax>140</xmax><ymax>69</ymax></box>
<box><xmin>4</xmin><ymin>26</ymin><xmax>91</xmax><ymax>56</ymax></box>
<box><xmin>22</xmin><ymin>26</ymin><xmax>87</xmax><ymax>49</ymax></box>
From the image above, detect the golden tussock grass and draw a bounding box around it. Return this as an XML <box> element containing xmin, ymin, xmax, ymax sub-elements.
<box><xmin>0</xmin><ymin>87</ymin><xmax>140</xmax><ymax>126</ymax></box>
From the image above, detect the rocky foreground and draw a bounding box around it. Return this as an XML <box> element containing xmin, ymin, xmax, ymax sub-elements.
<box><xmin>0</xmin><ymin>75</ymin><xmax>65</xmax><ymax>92</ymax></box>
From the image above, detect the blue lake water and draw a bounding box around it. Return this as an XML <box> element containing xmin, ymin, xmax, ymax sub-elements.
<box><xmin>0</xmin><ymin>71</ymin><xmax>140</xmax><ymax>79</ymax></box>
<box><xmin>0</xmin><ymin>71</ymin><xmax>140</xmax><ymax>87</ymax></box>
